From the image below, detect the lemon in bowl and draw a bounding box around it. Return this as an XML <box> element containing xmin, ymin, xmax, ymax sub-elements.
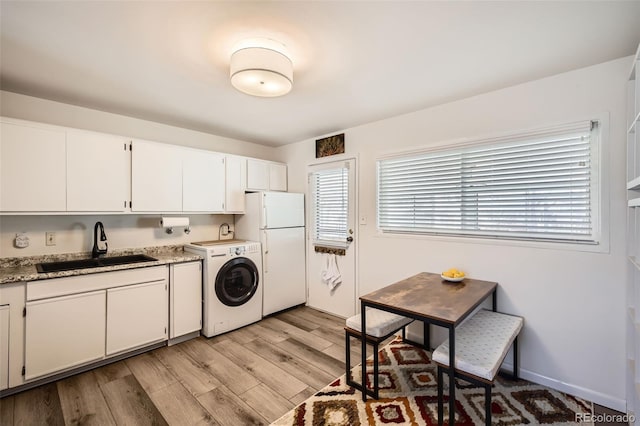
<box><xmin>441</xmin><ymin>268</ymin><xmax>465</xmax><ymax>282</ymax></box>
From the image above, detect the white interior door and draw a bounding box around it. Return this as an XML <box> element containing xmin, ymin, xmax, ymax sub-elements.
<box><xmin>306</xmin><ymin>159</ymin><xmax>356</xmax><ymax>318</ymax></box>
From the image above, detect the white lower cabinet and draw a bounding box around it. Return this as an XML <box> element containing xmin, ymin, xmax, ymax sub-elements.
<box><xmin>25</xmin><ymin>291</ymin><xmax>106</xmax><ymax>381</ymax></box>
<box><xmin>169</xmin><ymin>262</ymin><xmax>202</xmax><ymax>339</ymax></box>
<box><xmin>0</xmin><ymin>305</ymin><xmax>9</xmax><ymax>391</ymax></box>
<box><xmin>106</xmin><ymin>280</ymin><xmax>168</xmax><ymax>355</ymax></box>
<box><xmin>21</xmin><ymin>266</ymin><xmax>169</xmax><ymax>384</ymax></box>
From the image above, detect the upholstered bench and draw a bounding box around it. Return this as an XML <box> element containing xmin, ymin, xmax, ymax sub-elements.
<box><xmin>345</xmin><ymin>309</ymin><xmax>414</xmax><ymax>398</ymax></box>
<box><xmin>432</xmin><ymin>309</ymin><xmax>524</xmax><ymax>426</ymax></box>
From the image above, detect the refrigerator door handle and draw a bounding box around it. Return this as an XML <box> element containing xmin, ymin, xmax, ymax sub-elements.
<box><xmin>262</xmin><ymin>192</ymin><xmax>268</xmax><ymax>229</ymax></box>
<box><xmin>263</xmin><ymin>230</ymin><xmax>268</xmax><ymax>273</ymax></box>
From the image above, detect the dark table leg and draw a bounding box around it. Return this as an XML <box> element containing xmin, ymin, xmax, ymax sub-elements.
<box><xmin>492</xmin><ymin>289</ymin><xmax>497</xmax><ymax>312</ymax></box>
<box><xmin>423</xmin><ymin>321</ymin><xmax>430</xmax><ymax>350</ymax></box>
<box><xmin>448</xmin><ymin>326</ymin><xmax>455</xmax><ymax>426</ymax></box>
<box><xmin>361</xmin><ymin>300</ymin><xmax>367</xmax><ymax>402</ymax></box>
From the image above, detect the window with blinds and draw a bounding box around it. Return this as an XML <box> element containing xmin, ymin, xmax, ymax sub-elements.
<box><xmin>377</xmin><ymin>121</ymin><xmax>600</xmax><ymax>244</ymax></box>
<box><xmin>311</xmin><ymin>167</ymin><xmax>349</xmax><ymax>245</ymax></box>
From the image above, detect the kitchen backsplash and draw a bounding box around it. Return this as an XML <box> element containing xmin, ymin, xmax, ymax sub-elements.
<box><xmin>0</xmin><ymin>214</ymin><xmax>235</xmax><ymax>258</ymax></box>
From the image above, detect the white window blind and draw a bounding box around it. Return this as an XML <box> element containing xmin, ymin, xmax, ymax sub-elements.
<box><xmin>312</xmin><ymin>167</ymin><xmax>349</xmax><ymax>244</ymax></box>
<box><xmin>377</xmin><ymin>121</ymin><xmax>599</xmax><ymax>243</ymax></box>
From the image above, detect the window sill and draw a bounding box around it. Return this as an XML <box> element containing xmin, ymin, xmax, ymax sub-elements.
<box><xmin>373</xmin><ymin>230</ymin><xmax>609</xmax><ymax>254</ymax></box>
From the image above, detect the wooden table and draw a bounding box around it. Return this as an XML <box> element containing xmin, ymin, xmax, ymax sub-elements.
<box><xmin>360</xmin><ymin>272</ymin><xmax>497</xmax><ymax>426</ymax></box>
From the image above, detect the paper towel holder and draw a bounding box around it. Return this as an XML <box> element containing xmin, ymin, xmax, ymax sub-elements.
<box><xmin>160</xmin><ymin>217</ymin><xmax>190</xmax><ymax>235</ymax></box>
<box><xmin>163</xmin><ymin>225</ymin><xmax>191</xmax><ymax>235</ymax></box>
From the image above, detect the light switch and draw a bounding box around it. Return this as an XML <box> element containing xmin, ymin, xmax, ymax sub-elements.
<box><xmin>46</xmin><ymin>232</ymin><xmax>56</xmax><ymax>246</ymax></box>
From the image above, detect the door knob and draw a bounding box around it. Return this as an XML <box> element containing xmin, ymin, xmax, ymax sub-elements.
<box><xmin>346</xmin><ymin>236</ymin><xmax>353</xmax><ymax>242</ymax></box>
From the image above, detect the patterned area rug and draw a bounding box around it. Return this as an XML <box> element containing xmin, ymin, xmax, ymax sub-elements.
<box><xmin>272</xmin><ymin>338</ymin><xmax>593</xmax><ymax>425</ymax></box>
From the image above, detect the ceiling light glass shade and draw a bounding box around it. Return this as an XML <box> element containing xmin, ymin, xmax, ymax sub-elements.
<box><xmin>230</xmin><ymin>47</ymin><xmax>293</xmax><ymax>97</ymax></box>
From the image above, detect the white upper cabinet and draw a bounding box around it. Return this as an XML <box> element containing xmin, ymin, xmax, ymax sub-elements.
<box><xmin>0</xmin><ymin>117</ymin><xmax>288</xmax><ymax>214</ymax></box>
<box><xmin>247</xmin><ymin>158</ymin><xmax>269</xmax><ymax>191</ymax></box>
<box><xmin>0</xmin><ymin>121</ymin><xmax>66</xmax><ymax>212</ymax></box>
<box><xmin>269</xmin><ymin>162</ymin><xmax>288</xmax><ymax>191</ymax></box>
<box><xmin>247</xmin><ymin>158</ymin><xmax>287</xmax><ymax>192</ymax></box>
<box><xmin>67</xmin><ymin>131</ymin><xmax>129</xmax><ymax>212</ymax></box>
<box><xmin>225</xmin><ymin>155</ymin><xmax>246</xmax><ymax>213</ymax></box>
<box><xmin>131</xmin><ymin>139</ymin><xmax>183</xmax><ymax>212</ymax></box>
<box><xmin>183</xmin><ymin>149</ymin><xmax>225</xmax><ymax>212</ymax></box>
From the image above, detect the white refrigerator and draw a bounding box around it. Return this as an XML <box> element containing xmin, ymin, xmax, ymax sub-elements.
<box><xmin>235</xmin><ymin>192</ymin><xmax>306</xmax><ymax>316</ymax></box>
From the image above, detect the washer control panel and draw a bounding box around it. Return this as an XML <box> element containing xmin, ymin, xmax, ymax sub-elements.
<box><xmin>228</xmin><ymin>243</ymin><xmax>260</xmax><ymax>257</ymax></box>
<box><xmin>185</xmin><ymin>241</ymin><xmax>261</xmax><ymax>259</ymax></box>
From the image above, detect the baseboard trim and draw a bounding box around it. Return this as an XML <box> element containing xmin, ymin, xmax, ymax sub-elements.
<box><xmin>0</xmin><ymin>340</ymin><xmax>167</xmax><ymax>398</ymax></box>
<box><xmin>168</xmin><ymin>330</ymin><xmax>200</xmax><ymax>346</ymax></box>
<box><xmin>503</xmin><ymin>362</ymin><xmax>626</xmax><ymax>414</ymax></box>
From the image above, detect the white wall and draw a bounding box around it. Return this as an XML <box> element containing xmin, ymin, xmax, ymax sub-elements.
<box><xmin>0</xmin><ymin>90</ymin><xmax>276</xmax><ymax>257</ymax></box>
<box><xmin>0</xmin><ymin>214</ymin><xmax>234</xmax><ymax>257</ymax></box>
<box><xmin>279</xmin><ymin>56</ymin><xmax>630</xmax><ymax>410</ymax></box>
<box><xmin>0</xmin><ymin>90</ymin><xmax>277</xmax><ymax>159</ymax></box>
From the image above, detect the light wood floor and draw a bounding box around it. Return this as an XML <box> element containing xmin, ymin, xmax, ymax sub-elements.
<box><xmin>0</xmin><ymin>305</ymin><xmax>363</xmax><ymax>426</ymax></box>
<box><xmin>0</xmin><ymin>305</ymin><xmax>623</xmax><ymax>426</ymax></box>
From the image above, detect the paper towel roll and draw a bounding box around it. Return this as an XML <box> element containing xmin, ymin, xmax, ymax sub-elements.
<box><xmin>160</xmin><ymin>216</ymin><xmax>189</xmax><ymax>229</ymax></box>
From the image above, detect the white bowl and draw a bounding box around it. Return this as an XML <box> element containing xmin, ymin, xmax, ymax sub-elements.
<box><xmin>441</xmin><ymin>274</ymin><xmax>465</xmax><ymax>282</ymax></box>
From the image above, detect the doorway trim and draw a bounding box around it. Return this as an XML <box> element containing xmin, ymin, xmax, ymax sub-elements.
<box><xmin>305</xmin><ymin>154</ymin><xmax>359</xmax><ymax>316</ymax></box>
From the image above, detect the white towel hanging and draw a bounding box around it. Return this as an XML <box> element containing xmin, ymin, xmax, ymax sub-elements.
<box><xmin>321</xmin><ymin>253</ymin><xmax>342</xmax><ymax>290</ymax></box>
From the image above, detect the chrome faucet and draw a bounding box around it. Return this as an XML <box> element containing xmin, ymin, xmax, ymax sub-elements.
<box><xmin>92</xmin><ymin>221</ymin><xmax>108</xmax><ymax>258</ymax></box>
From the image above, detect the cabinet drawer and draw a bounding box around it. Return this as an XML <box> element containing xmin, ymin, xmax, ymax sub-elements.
<box><xmin>28</xmin><ymin>266</ymin><xmax>168</xmax><ymax>300</ymax></box>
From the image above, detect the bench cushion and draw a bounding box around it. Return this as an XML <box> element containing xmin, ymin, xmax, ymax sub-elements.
<box><xmin>432</xmin><ymin>309</ymin><xmax>523</xmax><ymax>381</ymax></box>
<box><xmin>346</xmin><ymin>308</ymin><xmax>413</xmax><ymax>338</ymax></box>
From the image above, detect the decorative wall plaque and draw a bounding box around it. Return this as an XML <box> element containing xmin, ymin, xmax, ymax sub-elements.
<box><xmin>316</xmin><ymin>133</ymin><xmax>345</xmax><ymax>158</ymax></box>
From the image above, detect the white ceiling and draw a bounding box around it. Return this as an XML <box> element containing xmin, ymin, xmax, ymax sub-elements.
<box><xmin>1</xmin><ymin>1</ymin><xmax>640</xmax><ymax>147</ymax></box>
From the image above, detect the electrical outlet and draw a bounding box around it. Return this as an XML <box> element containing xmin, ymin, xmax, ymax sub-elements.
<box><xmin>45</xmin><ymin>232</ymin><xmax>56</xmax><ymax>246</ymax></box>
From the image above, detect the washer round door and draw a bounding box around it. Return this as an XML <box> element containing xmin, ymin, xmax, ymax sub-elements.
<box><xmin>215</xmin><ymin>257</ymin><xmax>259</xmax><ymax>307</ymax></box>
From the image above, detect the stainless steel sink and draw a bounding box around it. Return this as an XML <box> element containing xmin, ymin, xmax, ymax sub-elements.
<box><xmin>36</xmin><ymin>254</ymin><xmax>157</xmax><ymax>273</ymax></box>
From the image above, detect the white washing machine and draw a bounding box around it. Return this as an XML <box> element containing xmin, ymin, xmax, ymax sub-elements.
<box><xmin>184</xmin><ymin>240</ymin><xmax>262</xmax><ymax>337</ymax></box>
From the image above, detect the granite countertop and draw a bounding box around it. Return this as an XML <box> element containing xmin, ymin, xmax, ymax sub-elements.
<box><xmin>0</xmin><ymin>245</ymin><xmax>202</xmax><ymax>285</ymax></box>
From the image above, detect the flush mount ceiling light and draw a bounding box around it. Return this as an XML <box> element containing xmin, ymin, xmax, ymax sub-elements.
<box><xmin>230</xmin><ymin>39</ymin><xmax>293</xmax><ymax>97</ymax></box>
